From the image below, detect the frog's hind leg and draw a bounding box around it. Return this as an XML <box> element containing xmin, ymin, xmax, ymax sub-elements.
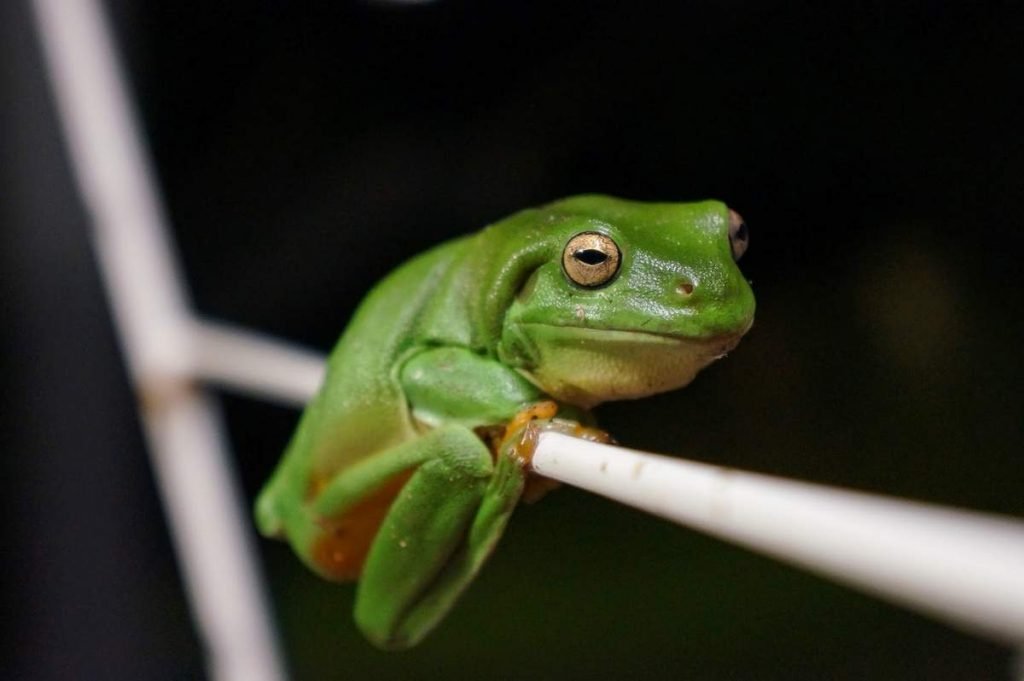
<box><xmin>255</xmin><ymin>425</ymin><xmax>432</xmax><ymax>583</ymax></box>
<box><xmin>350</xmin><ymin>425</ymin><xmax>527</xmax><ymax>650</ymax></box>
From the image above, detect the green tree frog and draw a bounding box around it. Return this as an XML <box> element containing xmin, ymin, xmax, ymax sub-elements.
<box><xmin>255</xmin><ymin>195</ymin><xmax>755</xmax><ymax>649</ymax></box>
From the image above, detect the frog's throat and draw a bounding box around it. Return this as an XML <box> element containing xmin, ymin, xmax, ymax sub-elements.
<box><xmin>501</xmin><ymin>323</ymin><xmax>746</xmax><ymax>409</ymax></box>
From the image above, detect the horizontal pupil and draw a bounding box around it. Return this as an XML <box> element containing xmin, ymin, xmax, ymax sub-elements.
<box><xmin>574</xmin><ymin>249</ymin><xmax>608</xmax><ymax>265</ymax></box>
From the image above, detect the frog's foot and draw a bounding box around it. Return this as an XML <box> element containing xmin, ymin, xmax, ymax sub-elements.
<box><xmin>474</xmin><ymin>400</ymin><xmax>556</xmax><ymax>468</ymax></box>
<box><xmin>520</xmin><ymin>417</ymin><xmax>615</xmax><ymax>503</ymax></box>
<box><xmin>502</xmin><ymin>400</ymin><xmax>560</xmax><ymax>442</ymax></box>
<box><xmin>472</xmin><ymin>400</ymin><xmax>554</xmax><ymax>463</ymax></box>
<box><xmin>478</xmin><ymin>401</ymin><xmax>615</xmax><ymax>504</ymax></box>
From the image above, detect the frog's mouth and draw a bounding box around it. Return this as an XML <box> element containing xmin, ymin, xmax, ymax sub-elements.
<box><xmin>504</xmin><ymin>321</ymin><xmax>751</xmax><ymax>408</ymax></box>
<box><xmin>537</xmin><ymin>324</ymin><xmax>745</xmax><ymax>351</ymax></box>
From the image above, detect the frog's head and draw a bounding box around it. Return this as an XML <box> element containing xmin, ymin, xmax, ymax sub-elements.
<box><xmin>488</xmin><ymin>195</ymin><xmax>755</xmax><ymax>408</ymax></box>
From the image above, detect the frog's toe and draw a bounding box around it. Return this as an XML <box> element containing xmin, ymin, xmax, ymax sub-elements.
<box><xmin>254</xmin><ymin>491</ymin><xmax>285</xmax><ymax>537</ymax></box>
<box><xmin>501</xmin><ymin>400</ymin><xmax>559</xmax><ymax>441</ymax></box>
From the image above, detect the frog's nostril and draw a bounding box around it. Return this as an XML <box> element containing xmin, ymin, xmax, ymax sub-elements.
<box><xmin>676</xmin><ymin>279</ymin><xmax>695</xmax><ymax>297</ymax></box>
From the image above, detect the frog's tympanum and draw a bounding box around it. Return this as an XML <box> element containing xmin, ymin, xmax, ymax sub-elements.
<box><xmin>256</xmin><ymin>195</ymin><xmax>755</xmax><ymax>649</ymax></box>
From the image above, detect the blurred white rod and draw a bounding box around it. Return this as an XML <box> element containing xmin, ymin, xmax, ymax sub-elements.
<box><xmin>532</xmin><ymin>432</ymin><xmax>1024</xmax><ymax>646</ymax></box>
<box><xmin>30</xmin><ymin>1</ymin><xmax>288</xmax><ymax>680</ymax></box>
<box><xmin>191</xmin><ymin>320</ymin><xmax>325</xmax><ymax>408</ymax></box>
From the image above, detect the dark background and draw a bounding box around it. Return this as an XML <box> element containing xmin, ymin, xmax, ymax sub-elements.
<box><xmin>3</xmin><ymin>1</ymin><xmax>1023</xmax><ymax>679</ymax></box>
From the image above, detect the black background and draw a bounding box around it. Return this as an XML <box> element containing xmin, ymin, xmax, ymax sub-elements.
<box><xmin>3</xmin><ymin>1</ymin><xmax>1023</xmax><ymax>679</ymax></box>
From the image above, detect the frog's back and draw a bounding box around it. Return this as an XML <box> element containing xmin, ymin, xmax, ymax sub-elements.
<box><xmin>261</xmin><ymin>237</ymin><xmax>472</xmax><ymax>503</ymax></box>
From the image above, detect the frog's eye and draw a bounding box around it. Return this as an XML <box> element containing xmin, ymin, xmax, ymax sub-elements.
<box><xmin>728</xmin><ymin>208</ymin><xmax>749</xmax><ymax>261</ymax></box>
<box><xmin>562</xmin><ymin>232</ymin><xmax>621</xmax><ymax>288</ymax></box>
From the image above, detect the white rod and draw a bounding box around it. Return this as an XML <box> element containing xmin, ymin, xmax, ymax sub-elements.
<box><xmin>143</xmin><ymin>391</ymin><xmax>287</xmax><ymax>681</ymax></box>
<box><xmin>191</xmin><ymin>320</ymin><xmax>325</xmax><ymax>408</ymax></box>
<box><xmin>532</xmin><ymin>432</ymin><xmax>1024</xmax><ymax>646</ymax></box>
<box><xmin>30</xmin><ymin>1</ymin><xmax>289</xmax><ymax>680</ymax></box>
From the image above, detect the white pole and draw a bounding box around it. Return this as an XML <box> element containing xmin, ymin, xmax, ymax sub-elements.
<box><xmin>190</xmin><ymin>319</ymin><xmax>325</xmax><ymax>409</ymax></box>
<box><xmin>30</xmin><ymin>1</ymin><xmax>289</xmax><ymax>680</ymax></box>
<box><xmin>532</xmin><ymin>432</ymin><xmax>1024</xmax><ymax>647</ymax></box>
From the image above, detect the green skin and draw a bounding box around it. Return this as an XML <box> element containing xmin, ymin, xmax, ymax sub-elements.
<box><xmin>255</xmin><ymin>195</ymin><xmax>755</xmax><ymax>649</ymax></box>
